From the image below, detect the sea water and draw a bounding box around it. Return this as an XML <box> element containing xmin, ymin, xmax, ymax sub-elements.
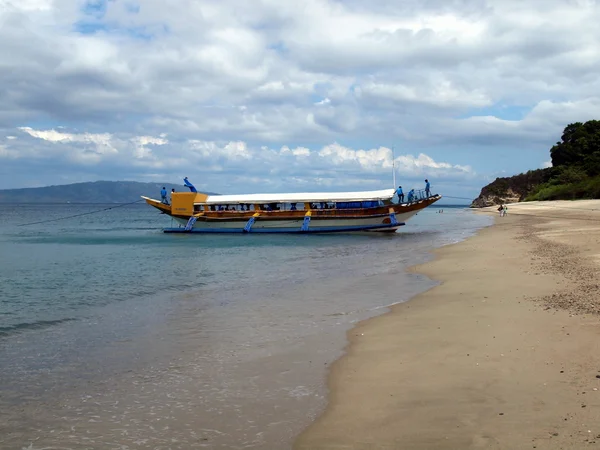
<box><xmin>0</xmin><ymin>203</ymin><xmax>492</xmax><ymax>449</ymax></box>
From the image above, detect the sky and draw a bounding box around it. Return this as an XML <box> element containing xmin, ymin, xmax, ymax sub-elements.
<box><xmin>1</xmin><ymin>0</ymin><xmax>600</xmax><ymax>202</ymax></box>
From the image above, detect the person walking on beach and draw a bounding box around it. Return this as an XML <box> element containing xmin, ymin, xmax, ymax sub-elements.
<box><xmin>425</xmin><ymin>179</ymin><xmax>431</xmax><ymax>197</ymax></box>
<box><xmin>498</xmin><ymin>204</ymin><xmax>505</xmax><ymax>217</ymax></box>
<box><xmin>161</xmin><ymin>186</ymin><xmax>168</xmax><ymax>204</ymax></box>
<box><xmin>503</xmin><ymin>205</ymin><xmax>508</xmax><ymax>216</ymax></box>
<box><xmin>396</xmin><ymin>185</ymin><xmax>404</xmax><ymax>203</ymax></box>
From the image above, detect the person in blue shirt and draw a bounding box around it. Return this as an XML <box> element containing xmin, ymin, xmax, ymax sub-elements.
<box><xmin>160</xmin><ymin>186</ymin><xmax>168</xmax><ymax>204</ymax></box>
<box><xmin>395</xmin><ymin>185</ymin><xmax>404</xmax><ymax>203</ymax></box>
<box><xmin>425</xmin><ymin>179</ymin><xmax>431</xmax><ymax>197</ymax></box>
<box><xmin>407</xmin><ymin>189</ymin><xmax>415</xmax><ymax>203</ymax></box>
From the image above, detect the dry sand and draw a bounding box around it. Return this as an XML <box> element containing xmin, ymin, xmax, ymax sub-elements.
<box><xmin>295</xmin><ymin>200</ymin><xmax>600</xmax><ymax>450</ymax></box>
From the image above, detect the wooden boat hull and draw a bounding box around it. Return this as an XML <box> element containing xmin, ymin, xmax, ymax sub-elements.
<box><xmin>144</xmin><ymin>194</ymin><xmax>442</xmax><ymax>234</ymax></box>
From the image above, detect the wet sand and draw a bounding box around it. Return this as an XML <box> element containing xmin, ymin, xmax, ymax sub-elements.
<box><xmin>295</xmin><ymin>200</ymin><xmax>600</xmax><ymax>449</ymax></box>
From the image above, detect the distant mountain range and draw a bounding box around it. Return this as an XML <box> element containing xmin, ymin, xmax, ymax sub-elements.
<box><xmin>0</xmin><ymin>181</ymin><xmax>213</xmax><ymax>203</ymax></box>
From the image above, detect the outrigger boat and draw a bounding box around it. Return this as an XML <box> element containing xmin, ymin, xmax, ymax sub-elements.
<box><xmin>143</xmin><ymin>178</ymin><xmax>441</xmax><ymax>234</ymax></box>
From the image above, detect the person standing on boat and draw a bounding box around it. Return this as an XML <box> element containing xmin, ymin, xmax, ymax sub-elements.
<box><xmin>161</xmin><ymin>186</ymin><xmax>168</xmax><ymax>204</ymax></box>
<box><xmin>425</xmin><ymin>179</ymin><xmax>431</xmax><ymax>197</ymax></box>
<box><xmin>396</xmin><ymin>186</ymin><xmax>404</xmax><ymax>204</ymax></box>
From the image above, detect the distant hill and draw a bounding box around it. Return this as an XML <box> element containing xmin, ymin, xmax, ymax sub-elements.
<box><xmin>472</xmin><ymin>120</ymin><xmax>600</xmax><ymax>207</ymax></box>
<box><xmin>0</xmin><ymin>181</ymin><xmax>213</xmax><ymax>203</ymax></box>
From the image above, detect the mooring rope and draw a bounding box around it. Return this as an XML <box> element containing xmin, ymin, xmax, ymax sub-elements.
<box><xmin>18</xmin><ymin>199</ymin><xmax>145</xmax><ymax>227</ymax></box>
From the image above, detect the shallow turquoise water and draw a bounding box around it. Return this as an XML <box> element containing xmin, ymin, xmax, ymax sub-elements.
<box><xmin>0</xmin><ymin>203</ymin><xmax>492</xmax><ymax>449</ymax></box>
<box><xmin>0</xmin><ymin>203</ymin><xmax>486</xmax><ymax>336</ymax></box>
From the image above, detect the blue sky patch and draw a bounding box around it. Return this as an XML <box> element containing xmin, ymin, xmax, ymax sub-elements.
<box><xmin>81</xmin><ymin>0</ymin><xmax>109</xmax><ymax>19</ymax></box>
<box><xmin>74</xmin><ymin>22</ymin><xmax>109</xmax><ymax>35</ymax></box>
<box><xmin>267</xmin><ymin>41</ymin><xmax>288</xmax><ymax>55</ymax></box>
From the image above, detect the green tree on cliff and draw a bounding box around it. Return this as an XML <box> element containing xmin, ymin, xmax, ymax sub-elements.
<box><xmin>474</xmin><ymin>120</ymin><xmax>600</xmax><ymax>205</ymax></box>
<box><xmin>550</xmin><ymin>120</ymin><xmax>600</xmax><ymax>175</ymax></box>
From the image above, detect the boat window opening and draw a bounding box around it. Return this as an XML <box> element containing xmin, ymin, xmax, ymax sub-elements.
<box><xmin>337</xmin><ymin>201</ymin><xmax>358</xmax><ymax>209</ymax></box>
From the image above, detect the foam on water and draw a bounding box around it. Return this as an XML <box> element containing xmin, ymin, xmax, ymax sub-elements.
<box><xmin>0</xmin><ymin>203</ymin><xmax>492</xmax><ymax>449</ymax></box>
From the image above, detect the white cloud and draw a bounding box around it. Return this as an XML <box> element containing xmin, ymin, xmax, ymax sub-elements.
<box><xmin>6</xmin><ymin>127</ymin><xmax>474</xmax><ymax>192</ymax></box>
<box><xmin>131</xmin><ymin>135</ymin><xmax>168</xmax><ymax>159</ymax></box>
<box><xmin>1</xmin><ymin>0</ymin><xmax>599</xmax><ymax>196</ymax></box>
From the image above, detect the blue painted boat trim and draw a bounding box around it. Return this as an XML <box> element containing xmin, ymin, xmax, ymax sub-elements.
<box><xmin>163</xmin><ymin>222</ymin><xmax>406</xmax><ymax>234</ymax></box>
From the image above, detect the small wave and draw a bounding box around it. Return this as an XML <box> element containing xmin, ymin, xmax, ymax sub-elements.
<box><xmin>0</xmin><ymin>317</ymin><xmax>76</xmax><ymax>337</ymax></box>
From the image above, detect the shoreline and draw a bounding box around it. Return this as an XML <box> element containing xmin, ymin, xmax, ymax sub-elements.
<box><xmin>295</xmin><ymin>200</ymin><xmax>600</xmax><ymax>449</ymax></box>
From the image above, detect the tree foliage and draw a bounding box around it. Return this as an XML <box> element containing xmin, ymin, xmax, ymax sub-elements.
<box><xmin>526</xmin><ymin>120</ymin><xmax>600</xmax><ymax>201</ymax></box>
<box><xmin>550</xmin><ymin>120</ymin><xmax>600</xmax><ymax>169</ymax></box>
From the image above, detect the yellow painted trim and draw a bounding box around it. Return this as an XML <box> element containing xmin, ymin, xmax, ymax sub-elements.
<box><xmin>253</xmin><ymin>212</ymin><xmax>261</xmax><ymax>218</ymax></box>
<box><xmin>305</xmin><ymin>210</ymin><xmax>312</xmax><ymax>217</ymax></box>
<box><xmin>193</xmin><ymin>193</ymin><xmax>209</xmax><ymax>203</ymax></box>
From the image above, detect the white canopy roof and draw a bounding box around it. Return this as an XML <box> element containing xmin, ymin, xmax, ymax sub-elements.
<box><xmin>202</xmin><ymin>189</ymin><xmax>395</xmax><ymax>205</ymax></box>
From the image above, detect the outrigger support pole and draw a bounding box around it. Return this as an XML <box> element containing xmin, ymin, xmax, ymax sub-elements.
<box><xmin>243</xmin><ymin>213</ymin><xmax>260</xmax><ymax>232</ymax></box>
<box><xmin>388</xmin><ymin>207</ymin><xmax>399</xmax><ymax>226</ymax></box>
<box><xmin>185</xmin><ymin>216</ymin><xmax>198</xmax><ymax>231</ymax></box>
<box><xmin>301</xmin><ymin>211</ymin><xmax>312</xmax><ymax>232</ymax></box>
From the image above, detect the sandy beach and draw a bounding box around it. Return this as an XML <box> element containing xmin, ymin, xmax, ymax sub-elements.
<box><xmin>295</xmin><ymin>200</ymin><xmax>600</xmax><ymax>450</ymax></box>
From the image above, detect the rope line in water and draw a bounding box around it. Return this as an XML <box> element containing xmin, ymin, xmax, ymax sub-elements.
<box><xmin>441</xmin><ymin>195</ymin><xmax>474</xmax><ymax>200</ymax></box>
<box><xmin>18</xmin><ymin>199</ymin><xmax>145</xmax><ymax>227</ymax></box>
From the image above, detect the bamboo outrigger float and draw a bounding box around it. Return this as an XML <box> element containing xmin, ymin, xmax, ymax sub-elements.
<box><xmin>143</xmin><ymin>179</ymin><xmax>441</xmax><ymax>234</ymax></box>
